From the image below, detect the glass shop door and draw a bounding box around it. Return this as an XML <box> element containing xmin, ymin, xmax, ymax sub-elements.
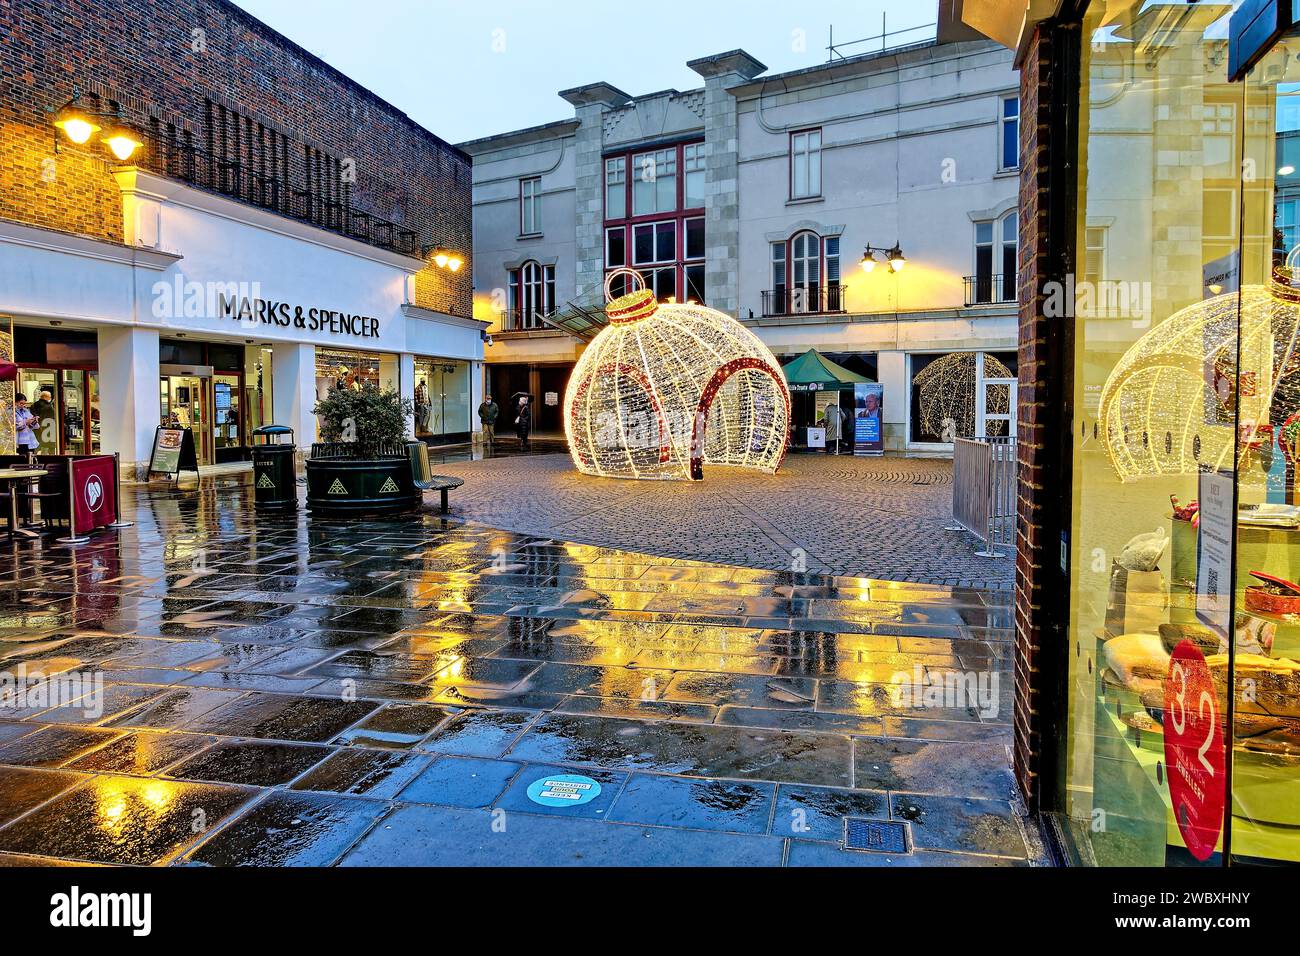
<box><xmin>160</xmin><ymin>374</ymin><xmax>213</xmax><ymax>466</ymax></box>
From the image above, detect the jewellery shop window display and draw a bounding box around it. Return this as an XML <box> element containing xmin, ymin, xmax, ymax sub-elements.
<box><xmin>414</xmin><ymin>358</ymin><xmax>471</xmax><ymax>445</ymax></box>
<box><xmin>1062</xmin><ymin>3</ymin><xmax>1300</xmax><ymax>867</ymax></box>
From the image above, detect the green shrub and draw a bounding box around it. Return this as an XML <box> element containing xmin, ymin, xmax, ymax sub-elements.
<box><xmin>313</xmin><ymin>384</ymin><xmax>412</xmax><ymax>446</ymax></box>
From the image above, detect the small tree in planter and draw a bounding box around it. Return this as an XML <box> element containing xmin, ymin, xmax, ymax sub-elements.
<box><xmin>306</xmin><ymin>385</ymin><xmax>419</xmax><ymax>516</ymax></box>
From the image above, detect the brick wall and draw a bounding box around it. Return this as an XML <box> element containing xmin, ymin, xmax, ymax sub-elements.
<box><xmin>1014</xmin><ymin>24</ymin><xmax>1052</xmax><ymax>809</ymax></box>
<box><xmin>0</xmin><ymin>0</ymin><xmax>471</xmax><ymax>317</ymax></box>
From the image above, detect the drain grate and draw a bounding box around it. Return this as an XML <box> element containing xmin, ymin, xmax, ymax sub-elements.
<box><xmin>843</xmin><ymin>817</ymin><xmax>910</xmax><ymax>854</ymax></box>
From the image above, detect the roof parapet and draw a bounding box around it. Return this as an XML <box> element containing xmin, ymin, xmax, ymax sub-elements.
<box><xmin>686</xmin><ymin>49</ymin><xmax>767</xmax><ymax>81</ymax></box>
<box><xmin>558</xmin><ymin>82</ymin><xmax>632</xmax><ymax>109</ymax></box>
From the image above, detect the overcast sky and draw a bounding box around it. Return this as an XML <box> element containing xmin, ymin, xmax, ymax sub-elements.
<box><xmin>230</xmin><ymin>0</ymin><xmax>936</xmax><ymax>143</ymax></box>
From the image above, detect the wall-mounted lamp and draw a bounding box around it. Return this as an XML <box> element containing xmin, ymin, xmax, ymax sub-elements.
<box><xmin>422</xmin><ymin>244</ymin><xmax>465</xmax><ymax>272</ymax></box>
<box><xmin>48</xmin><ymin>87</ymin><xmax>141</xmax><ymax>160</ymax></box>
<box><xmin>860</xmin><ymin>243</ymin><xmax>907</xmax><ymax>274</ymax></box>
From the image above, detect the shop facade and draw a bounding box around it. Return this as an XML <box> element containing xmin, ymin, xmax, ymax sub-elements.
<box><xmin>0</xmin><ymin>169</ymin><xmax>486</xmax><ymax>477</ymax></box>
<box><xmin>948</xmin><ymin>0</ymin><xmax>1300</xmax><ymax>865</ymax></box>
<box><xmin>0</xmin><ymin>0</ymin><xmax>480</xmax><ymax>477</ymax></box>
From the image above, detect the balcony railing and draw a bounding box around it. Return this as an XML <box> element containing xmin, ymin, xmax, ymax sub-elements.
<box><xmin>760</xmin><ymin>285</ymin><xmax>848</xmax><ymax>318</ymax></box>
<box><xmin>146</xmin><ymin>128</ymin><xmax>423</xmax><ymax>258</ymax></box>
<box><xmin>500</xmin><ymin>308</ymin><xmax>556</xmax><ymax>333</ymax></box>
<box><xmin>964</xmin><ymin>274</ymin><xmax>1017</xmax><ymax>306</ymax></box>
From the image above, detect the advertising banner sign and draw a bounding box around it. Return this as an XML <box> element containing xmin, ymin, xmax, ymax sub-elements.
<box><xmin>853</xmin><ymin>383</ymin><xmax>884</xmax><ymax>455</ymax></box>
<box><xmin>70</xmin><ymin>455</ymin><xmax>118</xmax><ymax>533</ymax></box>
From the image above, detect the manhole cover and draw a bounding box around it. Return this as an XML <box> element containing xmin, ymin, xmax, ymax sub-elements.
<box><xmin>843</xmin><ymin>817</ymin><xmax>910</xmax><ymax>854</ymax></box>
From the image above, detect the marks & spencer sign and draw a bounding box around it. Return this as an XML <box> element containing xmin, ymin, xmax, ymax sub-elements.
<box><xmin>217</xmin><ymin>294</ymin><xmax>380</xmax><ymax>340</ymax></box>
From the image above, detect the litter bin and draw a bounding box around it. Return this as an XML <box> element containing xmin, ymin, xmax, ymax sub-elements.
<box><xmin>251</xmin><ymin>425</ymin><xmax>297</xmax><ymax>509</ymax></box>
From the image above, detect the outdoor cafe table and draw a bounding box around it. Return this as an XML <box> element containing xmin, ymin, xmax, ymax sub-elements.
<box><xmin>0</xmin><ymin>467</ymin><xmax>45</xmax><ymax>538</ymax></box>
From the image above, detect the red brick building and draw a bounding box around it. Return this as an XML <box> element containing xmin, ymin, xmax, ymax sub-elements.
<box><xmin>0</xmin><ymin>0</ymin><xmax>486</xmax><ymax>470</ymax></box>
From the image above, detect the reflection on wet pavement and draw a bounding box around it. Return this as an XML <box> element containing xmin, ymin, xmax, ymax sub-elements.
<box><xmin>0</xmin><ymin>477</ymin><xmax>1037</xmax><ymax>866</ymax></box>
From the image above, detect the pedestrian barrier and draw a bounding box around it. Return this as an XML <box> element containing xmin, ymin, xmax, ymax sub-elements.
<box><xmin>949</xmin><ymin>437</ymin><xmax>1017</xmax><ymax>557</ymax></box>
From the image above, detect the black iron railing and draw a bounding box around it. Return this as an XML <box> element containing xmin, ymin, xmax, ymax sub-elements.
<box><xmin>760</xmin><ymin>285</ymin><xmax>848</xmax><ymax>317</ymax></box>
<box><xmin>964</xmin><ymin>274</ymin><xmax>1017</xmax><ymax>306</ymax></box>
<box><xmin>501</xmin><ymin>308</ymin><xmax>556</xmax><ymax>332</ymax></box>
<box><xmin>309</xmin><ymin>441</ymin><xmax>409</xmax><ymax>460</ymax></box>
<box><xmin>145</xmin><ymin>125</ymin><xmax>423</xmax><ymax>258</ymax></box>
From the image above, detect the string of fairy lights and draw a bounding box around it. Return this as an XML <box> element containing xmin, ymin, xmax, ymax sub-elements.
<box><xmin>564</xmin><ymin>268</ymin><xmax>790</xmax><ymax>481</ymax></box>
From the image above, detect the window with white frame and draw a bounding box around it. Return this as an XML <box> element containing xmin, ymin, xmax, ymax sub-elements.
<box><xmin>684</xmin><ymin>143</ymin><xmax>706</xmax><ymax>209</ymax></box>
<box><xmin>632</xmin><ymin>220</ymin><xmax>677</xmax><ymax>301</ymax></box>
<box><xmin>790</xmin><ymin>129</ymin><xmax>822</xmax><ymax>199</ymax></box>
<box><xmin>1000</xmin><ymin>96</ymin><xmax>1020</xmax><ymax>171</ymax></box>
<box><xmin>632</xmin><ymin>147</ymin><xmax>677</xmax><ymax>216</ymax></box>
<box><xmin>684</xmin><ymin>216</ymin><xmax>705</xmax><ymax>303</ymax></box>
<box><xmin>507</xmin><ymin>260</ymin><xmax>555</xmax><ymax>330</ymax></box>
<box><xmin>973</xmin><ymin>213</ymin><xmax>1018</xmax><ymax>303</ymax></box>
<box><xmin>1084</xmin><ymin>226</ymin><xmax>1108</xmax><ymax>281</ymax></box>
<box><xmin>605</xmin><ymin>157</ymin><xmax>626</xmax><ymax>219</ymax></box>
<box><xmin>520</xmin><ymin>177</ymin><xmax>541</xmax><ymax>235</ymax></box>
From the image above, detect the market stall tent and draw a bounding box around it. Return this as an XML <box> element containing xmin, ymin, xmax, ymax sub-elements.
<box><xmin>781</xmin><ymin>349</ymin><xmax>872</xmax><ymax>392</ymax></box>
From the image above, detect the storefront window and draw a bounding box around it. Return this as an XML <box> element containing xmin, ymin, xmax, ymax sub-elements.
<box><xmin>908</xmin><ymin>351</ymin><xmax>1016</xmax><ymax>443</ymax></box>
<box><xmin>414</xmin><ymin>357</ymin><xmax>471</xmax><ymax>444</ymax></box>
<box><xmin>1063</xmin><ymin>0</ymin><xmax>1300</xmax><ymax>867</ymax></box>
<box><xmin>313</xmin><ymin>347</ymin><xmax>400</xmax><ymax>439</ymax></box>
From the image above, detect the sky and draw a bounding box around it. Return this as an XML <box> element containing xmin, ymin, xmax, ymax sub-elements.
<box><xmin>229</xmin><ymin>0</ymin><xmax>937</xmax><ymax>144</ymax></box>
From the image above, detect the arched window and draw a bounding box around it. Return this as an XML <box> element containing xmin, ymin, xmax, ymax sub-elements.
<box><xmin>507</xmin><ymin>260</ymin><xmax>556</xmax><ymax>330</ymax></box>
<box><xmin>767</xmin><ymin>230</ymin><xmax>841</xmax><ymax>316</ymax></box>
<box><xmin>973</xmin><ymin>212</ymin><xmax>1018</xmax><ymax>304</ymax></box>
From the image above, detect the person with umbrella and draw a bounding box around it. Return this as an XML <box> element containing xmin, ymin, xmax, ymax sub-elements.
<box><xmin>514</xmin><ymin>394</ymin><xmax>532</xmax><ymax>451</ymax></box>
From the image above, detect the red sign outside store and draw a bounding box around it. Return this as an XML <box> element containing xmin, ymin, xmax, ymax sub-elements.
<box><xmin>70</xmin><ymin>455</ymin><xmax>118</xmax><ymax>533</ymax></box>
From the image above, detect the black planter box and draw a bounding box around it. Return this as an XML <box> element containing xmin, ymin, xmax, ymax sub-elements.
<box><xmin>305</xmin><ymin>451</ymin><xmax>419</xmax><ymax>517</ymax></box>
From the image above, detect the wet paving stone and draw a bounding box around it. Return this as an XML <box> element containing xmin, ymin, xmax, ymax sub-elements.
<box><xmin>0</xmin><ymin>774</ymin><xmax>253</xmax><ymax>865</ymax></box>
<box><xmin>0</xmin><ymin>726</ymin><xmax>123</xmax><ymax>768</ymax></box>
<box><xmin>784</xmin><ymin>841</ymin><xmax>1024</xmax><ymax>867</ymax></box>
<box><xmin>66</xmin><ymin>731</ymin><xmax>215</xmax><ymax>776</ymax></box>
<box><xmin>105</xmin><ymin>687</ymin><xmax>244</xmax><ymax>731</ymax></box>
<box><xmin>0</xmin><ymin>475</ymin><xmax>1032</xmax><ymax>865</ymax></box>
<box><xmin>169</xmin><ymin>741</ymin><xmax>334</xmax><ymax>787</ymax></box>
<box><xmin>0</xmin><ymin>767</ymin><xmax>85</xmax><ymax>827</ymax></box>
<box><xmin>890</xmin><ymin>793</ymin><xmax>1027</xmax><ymax>859</ymax></box>
<box><xmin>335</xmin><ymin>703</ymin><xmax>454</xmax><ymax>748</ymax></box>
<box><xmin>340</xmin><ymin>804</ymin><xmax>784</xmax><ymax>867</ymax></box>
<box><xmin>494</xmin><ymin>764</ymin><xmax>626</xmax><ymax>819</ymax></box>
<box><xmin>508</xmin><ymin>714</ymin><xmax>853</xmax><ymax>786</ymax></box>
<box><xmin>397</xmin><ymin>755</ymin><xmax>523</xmax><ymax>808</ymax></box>
<box><xmin>194</xmin><ymin>694</ymin><xmax>378</xmax><ymax>742</ymax></box>
<box><xmin>772</xmin><ymin>784</ymin><xmax>889</xmax><ymax>842</ymax></box>
<box><xmin>418</xmin><ymin>709</ymin><xmax>540</xmax><ymax>758</ymax></box>
<box><xmin>289</xmin><ymin>748</ymin><xmax>430</xmax><ymax>798</ymax></box>
<box><xmin>185</xmin><ymin>792</ymin><xmax>386</xmax><ymax>866</ymax></box>
<box><xmin>853</xmin><ymin>738</ymin><xmax>1014</xmax><ymax>799</ymax></box>
<box><xmin>609</xmin><ymin>774</ymin><xmax>774</xmax><ymax>834</ymax></box>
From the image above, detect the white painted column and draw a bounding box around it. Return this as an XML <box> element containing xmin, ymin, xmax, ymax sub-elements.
<box><xmin>876</xmin><ymin>350</ymin><xmax>908</xmax><ymax>452</ymax></box>
<box><xmin>470</xmin><ymin>360</ymin><xmax>485</xmax><ymax>444</ymax></box>
<box><xmin>97</xmin><ymin>325</ymin><xmax>160</xmax><ymax>480</ymax></box>
<box><xmin>271</xmin><ymin>342</ymin><xmax>317</xmax><ymax>452</ymax></box>
<box><xmin>399</xmin><ymin>352</ymin><xmax>416</xmax><ymax>440</ymax></box>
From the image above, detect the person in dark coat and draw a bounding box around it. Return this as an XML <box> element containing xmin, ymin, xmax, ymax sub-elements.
<box><xmin>514</xmin><ymin>397</ymin><xmax>532</xmax><ymax>450</ymax></box>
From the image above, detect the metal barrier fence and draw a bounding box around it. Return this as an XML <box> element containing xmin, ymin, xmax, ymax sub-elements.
<box><xmin>949</xmin><ymin>437</ymin><xmax>1017</xmax><ymax>557</ymax></box>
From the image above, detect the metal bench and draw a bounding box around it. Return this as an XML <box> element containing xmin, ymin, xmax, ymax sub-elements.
<box><xmin>407</xmin><ymin>441</ymin><xmax>465</xmax><ymax>514</ymax></box>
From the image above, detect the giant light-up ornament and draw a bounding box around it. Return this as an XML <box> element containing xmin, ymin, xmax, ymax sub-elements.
<box><xmin>1099</xmin><ymin>250</ymin><xmax>1300</xmax><ymax>481</ymax></box>
<box><xmin>565</xmin><ymin>268</ymin><xmax>791</xmax><ymax>480</ymax></box>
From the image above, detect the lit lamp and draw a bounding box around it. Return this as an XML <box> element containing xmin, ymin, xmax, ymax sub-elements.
<box><xmin>422</xmin><ymin>245</ymin><xmax>463</xmax><ymax>271</ymax></box>
<box><xmin>101</xmin><ymin>123</ymin><xmax>142</xmax><ymax>161</ymax></box>
<box><xmin>51</xmin><ymin>104</ymin><xmax>100</xmax><ymax>145</ymax></box>
<box><xmin>432</xmin><ymin>247</ymin><xmax>450</xmax><ymax>268</ymax></box>
<box><xmin>861</xmin><ymin>243</ymin><xmax>906</xmax><ymax>274</ymax></box>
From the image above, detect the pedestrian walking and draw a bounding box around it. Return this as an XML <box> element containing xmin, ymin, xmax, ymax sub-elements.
<box><xmin>514</xmin><ymin>396</ymin><xmax>532</xmax><ymax>451</ymax></box>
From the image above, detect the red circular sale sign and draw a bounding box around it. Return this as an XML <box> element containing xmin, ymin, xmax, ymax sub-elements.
<box><xmin>1162</xmin><ymin>640</ymin><xmax>1227</xmax><ymax>861</ymax></box>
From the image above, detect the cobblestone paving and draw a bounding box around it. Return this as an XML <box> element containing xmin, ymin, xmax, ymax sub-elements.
<box><xmin>0</xmin><ymin>479</ymin><xmax>1038</xmax><ymax>867</ymax></box>
<box><xmin>428</xmin><ymin>452</ymin><xmax>1015</xmax><ymax>591</ymax></box>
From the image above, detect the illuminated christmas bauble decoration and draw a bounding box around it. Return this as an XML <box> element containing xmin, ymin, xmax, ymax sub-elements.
<box><xmin>1100</xmin><ymin>259</ymin><xmax>1300</xmax><ymax>481</ymax></box>
<box><xmin>565</xmin><ymin>268</ymin><xmax>791</xmax><ymax>480</ymax></box>
<box><xmin>912</xmin><ymin>352</ymin><xmax>1013</xmax><ymax>440</ymax></box>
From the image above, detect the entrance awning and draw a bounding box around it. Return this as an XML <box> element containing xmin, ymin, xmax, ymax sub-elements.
<box><xmin>781</xmin><ymin>349</ymin><xmax>873</xmax><ymax>392</ymax></box>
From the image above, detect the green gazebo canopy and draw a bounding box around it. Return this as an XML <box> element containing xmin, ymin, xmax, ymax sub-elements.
<box><xmin>781</xmin><ymin>349</ymin><xmax>872</xmax><ymax>392</ymax></box>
